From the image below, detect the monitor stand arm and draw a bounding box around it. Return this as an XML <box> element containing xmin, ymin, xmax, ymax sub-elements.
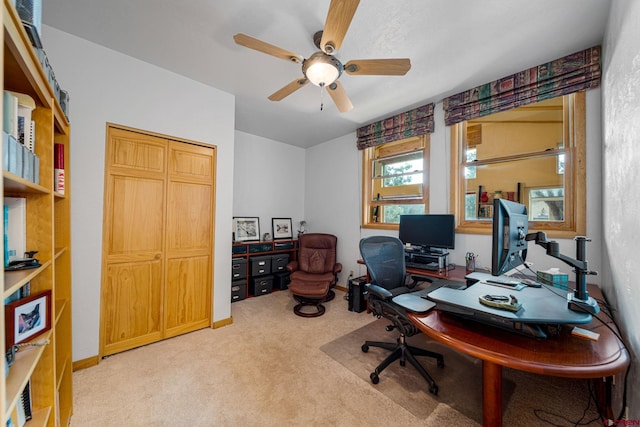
<box><xmin>525</xmin><ymin>232</ymin><xmax>600</xmax><ymax>314</ymax></box>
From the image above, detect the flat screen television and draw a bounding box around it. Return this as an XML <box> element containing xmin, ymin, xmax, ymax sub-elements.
<box><xmin>398</xmin><ymin>214</ymin><xmax>455</xmax><ymax>253</ymax></box>
<box><xmin>491</xmin><ymin>199</ymin><xmax>529</xmax><ymax>276</ymax></box>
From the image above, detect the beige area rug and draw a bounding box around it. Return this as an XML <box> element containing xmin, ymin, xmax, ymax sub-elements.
<box><xmin>322</xmin><ymin>317</ymin><xmax>604</xmax><ymax>426</ymax></box>
<box><xmin>320</xmin><ymin>318</ymin><xmax>516</xmax><ymax>423</ymax></box>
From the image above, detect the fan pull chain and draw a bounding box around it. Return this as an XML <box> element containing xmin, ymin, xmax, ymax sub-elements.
<box><xmin>319</xmin><ymin>83</ymin><xmax>325</xmax><ymax>111</ymax></box>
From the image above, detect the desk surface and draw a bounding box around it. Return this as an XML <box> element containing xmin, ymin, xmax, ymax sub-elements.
<box><xmin>408</xmin><ymin>284</ymin><xmax>628</xmax><ymax>377</ymax></box>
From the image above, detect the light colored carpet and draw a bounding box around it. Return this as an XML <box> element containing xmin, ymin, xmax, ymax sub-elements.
<box><xmin>70</xmin><ymin>289</ymin><xmax>601</xmax><ymax>426</ymax></box>
<box><xmin>320</xmin><ymin>318</ymin><xmax>515</xmax><ymax>423</ymax></box>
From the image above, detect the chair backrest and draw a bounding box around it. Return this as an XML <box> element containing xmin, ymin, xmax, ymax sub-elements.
<box><xmin>297</xmin><ymin>233</ymin><xmax>338</xmax><ymax>274</ymax></box>
<box><xmin>359</xmin><ymin>236</ymin><xmax>406</xmax><ymax>291</ymax></box>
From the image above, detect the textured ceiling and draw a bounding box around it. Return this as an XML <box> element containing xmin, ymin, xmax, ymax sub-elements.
<box><xmin>42</xmin><ymin>0</ymin><xmax>611</xmax><ymax>148</ymax></box>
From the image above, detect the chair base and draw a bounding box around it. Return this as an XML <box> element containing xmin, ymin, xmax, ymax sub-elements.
<box><xmin>361</xmin><ymin>335</ymin><xmax>444</xmax><ymax>395</ymax></box>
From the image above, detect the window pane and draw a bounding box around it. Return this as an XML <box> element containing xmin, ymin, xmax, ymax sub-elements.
<box><xmin>529</xmin><ymin>188</ymin><xmax>564</xmax><ymax>221</ymax></box>
<box><xmin>372</xmin><ymin>151</ymin><xmax>424</xmax><ymax>200</ymax></box>
<box><xmin>465</xmin><ymin>148</ymin><xmax>477</xmax><ymax>179</ymax></box>
<box><xmin>382</xmin><ymin>204</ymin><xmax>425</xmax><ymax>224</ymax></box>
<box><xmin>465</xmin><ymin>192</ymin><xmax>478</xmax><ymax>220</ymax></box>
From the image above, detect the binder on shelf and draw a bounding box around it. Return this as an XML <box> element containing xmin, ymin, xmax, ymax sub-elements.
<box><xmin>4</xmin><ymin>197</ymin><xmax>27</xmax><ymax>266</ymax></box>
<box><xmin>3</xmin><ymin>91</ymin><xmax>18</xmax><ymax>139</ymax></box>
<box><xmin>54</xmin><ymin>143</ymin><xmax>65</xmax><ymax>194</ymax></box>
<box><xmin>10</xmin><ymin>91</ymin><xmax>36</xmax><ymax>149</ymax></box>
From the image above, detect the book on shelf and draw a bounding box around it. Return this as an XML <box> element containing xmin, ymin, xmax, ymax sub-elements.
<box><xmin>3</xmin><ymin>197</ymin><xmax>27</xmax><ymax>267</ymax></box>
<box><xmin>16</xmin><ymin>380</ymin><xmax>33</xmax><ymax>427</ymax></box>
<box><xmin>54</xmin><ymin>143</ymin><xmax>65</xmax><ymax>195</ymax></box>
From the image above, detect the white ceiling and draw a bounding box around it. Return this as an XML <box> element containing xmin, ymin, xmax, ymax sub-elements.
<box><xmin>42</xmin><ymin>0</ymin><xmax>611</xmax><ymax>148</ymax></box>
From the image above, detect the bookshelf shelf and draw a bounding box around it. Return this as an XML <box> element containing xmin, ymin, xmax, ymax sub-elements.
<box><xmin>3</xmin><ymin>171</ymin><xmax>50</xmax><ymax>194</ymax></box>
<box><xmin>2</xmin><ymin>0</ymin><xmax>73</xmax><ymax>425</ymax></box>
<box><xmin>3</xmin><ymin>330</ymin><xmax>52</xmax><ymax>420</ymax></box>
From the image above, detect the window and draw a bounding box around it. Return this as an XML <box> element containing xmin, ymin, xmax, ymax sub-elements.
<box><xmin>362</xmin><ymin>135</ymin><xmax>429</xmax><ymax>228</ymax></box>
<box><xmin>450</xmin><ymin>93</ymin><xmax>586</xmax><ymax>238</ymax></box>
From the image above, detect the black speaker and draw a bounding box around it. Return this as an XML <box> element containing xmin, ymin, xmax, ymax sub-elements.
<box><xmin>348</xmin><ymin>276</ymin><xmax>367</xmax><ymax>313</ymax></box>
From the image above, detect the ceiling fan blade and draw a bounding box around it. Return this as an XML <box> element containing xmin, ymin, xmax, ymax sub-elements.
<box><xmin>327</xmin><ymin>81</ymin><xmax>354</xmax><ymax>112</ymax></box>
<box><xmin>233</xmin><ymin>33</ymin><xmax>304</xmax><ymax>64</ymax></box>
<box><xmin>320</xmin><ymin>0</ymin><xmax>360</xmax><ymax>54</ymax></box>
<box><xmin>344</xmin><ymin>59</ymin><xmax>411</xmax><ymax>75</ymax></box>
<box><xmin>268</xmin><ymin>78</ymin><xmax>310</xmax><ymax>101</ymax></box>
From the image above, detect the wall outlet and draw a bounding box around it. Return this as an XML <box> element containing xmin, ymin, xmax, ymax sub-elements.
<box><xmin>349</xmin><ymin>270</ymin><xmax>354</xmax><ymax>276</ymax></box>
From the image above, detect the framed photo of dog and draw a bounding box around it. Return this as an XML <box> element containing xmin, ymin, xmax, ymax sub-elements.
<box><xmin>5</xmin><ymin>290</ymin><xmax>52</xmax><ymax>348</ymax></box>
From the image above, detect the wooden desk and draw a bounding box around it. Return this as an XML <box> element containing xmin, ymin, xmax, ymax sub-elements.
<box><xmin>407</xmin><ymin>284</ymin><xmax>629</xmax><ymax>427</ymax></box>
<box><xmin>357</xmin><ymin>260</ymin><xmax>469</xmax><ymax>282</ymax></box>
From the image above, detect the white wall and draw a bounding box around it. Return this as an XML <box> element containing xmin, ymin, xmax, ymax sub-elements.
<box><xmin>305</xmin><ymin>92</ymin><xmax>604</xmax><ymax>285</ymax></box>
<box><xmin>233</xmin><ymin>131</ymin><xmax>305</xmax><ymax>239</ymax></box>
<box><xmin>602</xmin><ymin>0</ymin><xmax>640</xmax><ymax>419</ymax></box>
<box><xmin>305</xmin><ymin>134</ymin><xmax>365</xmax><ymax>283</ymax></box>
<box><xmin>43</xmin><ymin>26</ymin><xmax>236</xmax><ymax>361</ymax></box>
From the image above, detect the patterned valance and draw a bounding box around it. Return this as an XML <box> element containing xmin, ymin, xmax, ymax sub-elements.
<box><xmin>443</xmin><ymin>46</ymin><xmax>601</xmax><ymax>126</ymax></box>
<box><xmin>356</xmin><ymin>103</ymin><xmax>434</xmax><ymax>150</ymax></box>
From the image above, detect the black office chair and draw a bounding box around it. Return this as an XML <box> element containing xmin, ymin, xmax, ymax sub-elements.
<box><xmin>359</xmin><ymin>235</ymin><xmax>444</xmax><ymax>395</ymax></box>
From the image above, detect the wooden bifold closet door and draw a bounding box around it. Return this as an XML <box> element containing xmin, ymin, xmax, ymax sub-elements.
<box><xmin>100</xmin><ymin>125</ymin><xmax>215</xmax><ymax>357</ymax></box>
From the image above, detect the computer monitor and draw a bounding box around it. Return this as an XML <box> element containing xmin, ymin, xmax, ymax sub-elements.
<box><xmin>398</xmin><ymin>214</ymin><xmax>455</xmax><ymax>253</ymax></box>
<box><xmin>491</xmin><ymin>199</ymin><xmax>529</xmax><ymax>276</ymax></box>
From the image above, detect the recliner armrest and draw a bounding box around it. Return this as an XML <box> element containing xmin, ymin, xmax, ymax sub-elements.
<box><xmin>286</xmin><ymin>260</ymin><xmax>299</xmax><ymax>272</ymax></box>
<box><xmin>333</xmin><ymin>263</ymin><xmax>343</xmax><ymax>274</ymax></box>
<box><xmin>365</xmin><ymin>283</ymin><xmax>393</xmax><ymax>300</ymax></box>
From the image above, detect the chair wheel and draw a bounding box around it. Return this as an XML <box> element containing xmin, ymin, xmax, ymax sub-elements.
<box><xmin>429</xmin><ymin>384</ymin><xmax>439</xmax><ymax>395</ymax></box>
<box><xmin>370</xmin><ymin>373</ymin><xmax>379</xmax><ymax>384</ymax></box>
<box><xmin>437</xmin><ymin>359</ymin><xmax>445</xmax><ymax>369</ymax></box>
<box><xmin>361</xmin><ymin>344</ymin><xmax>369</xmax><ymax>353</ymax></box>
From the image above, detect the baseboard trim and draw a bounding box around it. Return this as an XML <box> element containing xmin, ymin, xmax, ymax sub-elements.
<box><xmin>212</xmin><ymin>317</ymin><xmax>233</xmax><ymax>329</ymax></box>
<box><xmin>335</xmin><ymin>285</ymin><xmax>347</xmax><ymax>292</ymax></box>
<box><xmin>73</xmin><ymin>356</ymin><xmax>100</xmax><ymax>371</ymax></box>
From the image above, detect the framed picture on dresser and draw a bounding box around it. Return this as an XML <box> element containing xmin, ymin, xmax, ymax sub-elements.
<box><xmin>233</xmin><ymin>217</ymin><xmax>260</xmax><ymax>242</ymax></box>
<box><xmin>272</xmin><ymin>218</ymin><xmax>293</xmax><ymax>240</ymax></box>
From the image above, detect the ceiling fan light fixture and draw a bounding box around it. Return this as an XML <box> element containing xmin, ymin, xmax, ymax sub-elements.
<box><xmin>303</xmin><ymin>52</ymin><xmax>343</xmax><ymax>87</ymax></box>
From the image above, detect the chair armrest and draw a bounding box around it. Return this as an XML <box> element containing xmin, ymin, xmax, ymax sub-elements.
<box><xmin>407</xmin><ymin>274</ymin><xmax>433</xmax><ymax>289</ymax></box>
<box><xmin>392</xmin><ymin>294</ymin><xmax>436</xmax><ymax>314</ymax></box>
<box><xmin>333</xmin><ymin>263</ymin><xmax>343</xmax><ymax>274</ymax></box>
<box><xmin>365</xmin><ymin>283</ymin><xmax>393</xmax><ymax>300</ymax></box>
<box><xmin>286</xmin><ymin>261</ymin><xmax>298</xmax><ymax>272</ymax></box>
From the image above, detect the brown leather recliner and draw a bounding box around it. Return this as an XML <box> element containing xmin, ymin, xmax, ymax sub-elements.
<box><xmin>286</xmin><ymin>233</ymin><xmax>342</xmax><ymax>317</ymax></box>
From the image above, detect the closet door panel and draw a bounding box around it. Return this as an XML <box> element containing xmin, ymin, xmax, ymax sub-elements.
<box><xmin>101</xmin><ymin>127</ymin><xmax>167</xmax><ymax>356</ymax></box>
<box><xmin>165</xmin><ymin>141</ymin><xmax>214</xmax><ymax>336</ymax></box>
<box><xmin>164</xmin><ymin>255</ymin><xmax>211</xmax><ymax>336</ymax></box>
<box><xmin>102</xmin><ymin>260</ymin><xmax>163</xmax><ymax>355</ymax></box>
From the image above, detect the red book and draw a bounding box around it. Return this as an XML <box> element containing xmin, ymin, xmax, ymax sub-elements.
<box><xmin>54</xmin><ymin>143</ymin><xmax>65</xmax><ymax>194</ymax></box>
<box><xmin>54</xmin><ymin>143</ymin><xmax>64</xmax><ymax>169</ymax></box>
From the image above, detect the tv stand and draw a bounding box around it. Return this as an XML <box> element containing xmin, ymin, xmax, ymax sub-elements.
<box><xmin>405</xmin><ymin>250</ymin><xmax>449</xmax><ymax>271</ymax></box>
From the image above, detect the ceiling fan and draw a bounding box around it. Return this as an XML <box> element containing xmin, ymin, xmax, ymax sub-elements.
<box><xmin>233</xmin><ymin>0</ymin><xmax>411</xmax><ymax>112</ymax></box>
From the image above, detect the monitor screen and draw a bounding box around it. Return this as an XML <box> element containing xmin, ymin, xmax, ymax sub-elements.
<box><xmin>491</xmin><ymin>199</ymin><xmax>529</xmax><ymax>276</ymax></box>
<box><xmin>398</xmin><ymin>214</ymin><xmax>455</xmax><ymax>252</ymax></box>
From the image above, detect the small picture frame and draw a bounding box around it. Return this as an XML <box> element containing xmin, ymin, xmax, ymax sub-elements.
<box><xmin>233</xmin><ymin>217</ymin><xmax>260</xmax><ymax>242</ymax></box>
<box><xmin>272</xmin><ymin>218</ymin><xmax>293</xmax><ymax>240</ymax></box>
<box><xmin>5</xmin><ymin>290</ymin><xmax>52</xmax><ymax>348</ymax></box>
